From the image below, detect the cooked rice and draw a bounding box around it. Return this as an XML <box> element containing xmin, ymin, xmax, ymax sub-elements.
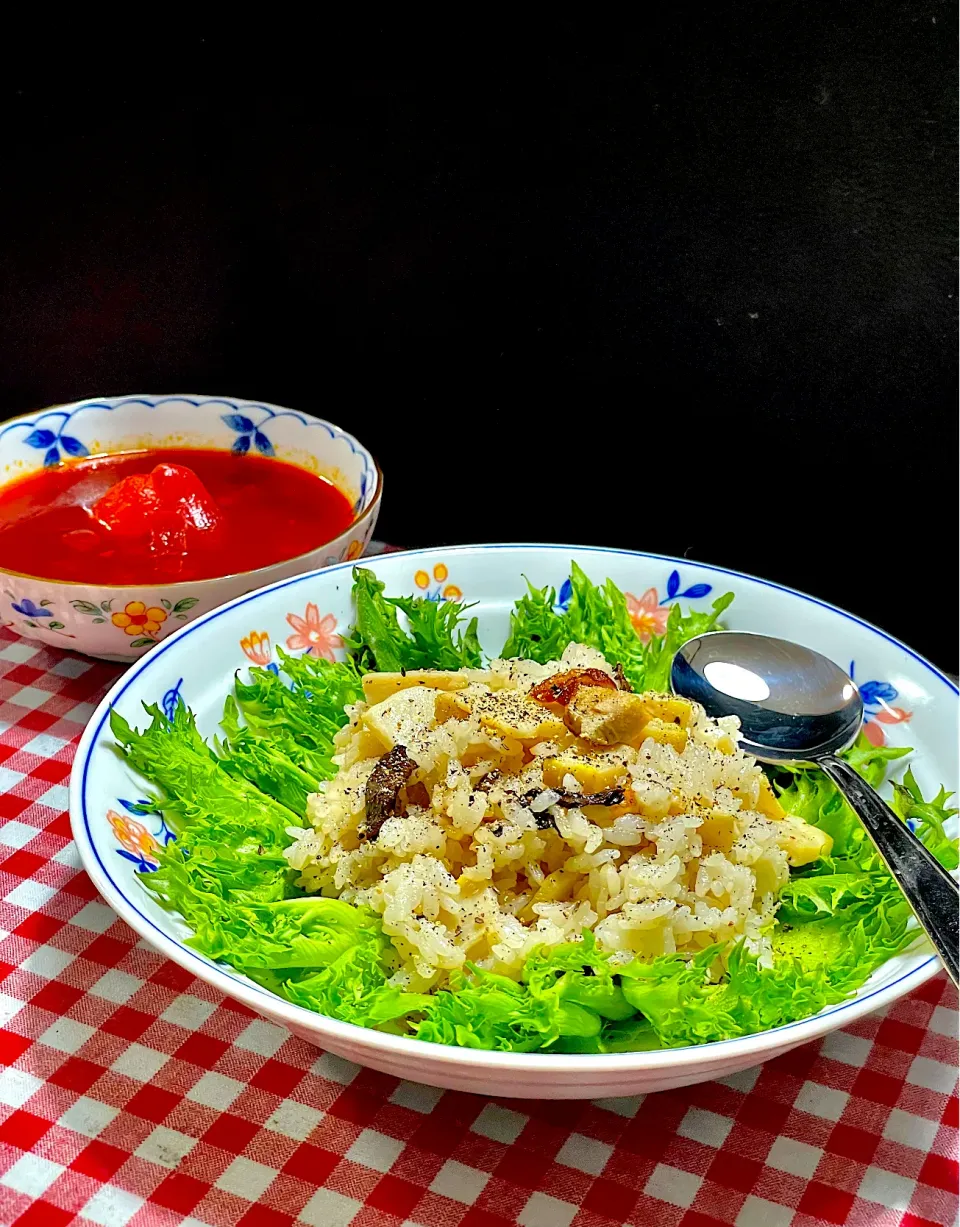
<box><xmin>285</xmin><ymin>643</ymin><xmax>820</xmax><ymax>991</ymax></box>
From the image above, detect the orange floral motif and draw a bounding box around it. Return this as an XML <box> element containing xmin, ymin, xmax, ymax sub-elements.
<box><xmin>415</xmin><ymin>563</ymin><xmax>463</xmax><ymax>602</ymax></box>
<box><xmin>862</xmin><ymin>705</ymin><xmax>912</xmax><ymax>747</ymax></box>
<box><xmin>345</xmin><ymin>539</ymin><xmax>365</xmax><ymax>561</ymax></box>
<box><xmin>240</xmin><ymin>631</ymin><xmax>272</xmax><ymax>666</ymax></box>
<box><xmin>107</xmin><ymin>809</ymin><xmax>158</xmax><ymax>864</ymax></box>
<box><xmin>625</xmin><ymin>588</ymin><xmax>671</xmax><ymax>643</ymax></box>
<box><xmin>286</xmin><ymin>603</ymin><xmax>343</xmax><ymax>660</ymax></box>
<box><xmin>111</xmin><ymin>601</ymin><xmax>168</xmax><ymax>637</ymax></box>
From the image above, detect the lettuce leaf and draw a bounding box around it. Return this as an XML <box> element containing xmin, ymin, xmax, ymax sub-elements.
<box><xmin>215</xmin><ymin>653</ymin><xmax>362</xmax><ymax>813</ymax></box>
<box><xmin>891</xmin><ymin>768</ymin><xmax>959</xmax><ymax>870</ymax></box>
<box><xmin>502</xmin><ymin>560</ymin><xmax>733</xmax><ymax>691</ymax></box>
<box><xmin>111</xmin><ymin>701</ymin><xmax>301</xmax><ymax>932</ymax></box>
<box><xmin>616</xmin><ymin>888</ymin><xmax>918</xmax><ymax>1049</ymax></box>
<box><xmin>556</xmin><ymin>1016</ymin><xmax>661</xmax><ymax>1054</ymax></box>
<box><xmin>226</xmin><ymin>650</ymin><xmax>363</xmax><ymax>786</ymax></box>
<box><xmin>112</xmin><ymin>659</ymin><xmax>432</xmax><ymax>1032</ymax></box>
<box><xmin>280</xmin><ymin>934</ymin><xmax>433</xmax><ymax>1027</ymax></box>
<box><xmin>774</xmin><ymin>736</ymin><xmax>957</xmax><ymax>878</ymax></box>
<box><xmin>415</xmin><ymin>966</ymin><xmax>602</xmax><ymax>1052</ymax></box>
<box><xmin>203</xmin><ymin>897</ymin><xmax>381</xmax><ymax>970</ymax></box>
<box><xmin>414</xmin><ymin>885</ymin><xmax>921</xmax><ymax>1054</ymax></box>
<box><xmin>414</xmin><ymin>931</ymin><xmax>625</xmax><ymax>1051</ymax></box>
<box><xmin>345</xmin><ymin>567</ymin><xmax>482</xmax><ymax>672</ymax></box>
<box><xmin>499</xmin><ymin>580</ymin><xmax>571</xmax><ymax>663</ymax></box>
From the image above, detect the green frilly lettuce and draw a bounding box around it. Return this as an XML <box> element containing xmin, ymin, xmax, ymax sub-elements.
<box><xmin>344</xmin><ymin>567</ymin><xmax>482</xmax><ymax>672</ymax></box>
<box><xmin>502</xmin><ymin>560</ymin><xmax>734</xmax><ymax>691</ymax></box>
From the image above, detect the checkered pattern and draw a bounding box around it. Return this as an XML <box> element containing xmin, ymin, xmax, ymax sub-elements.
<box><xmin>0</xmin><ymin>567</ymin><xmax>957</xmax><ymax>1226</ymax></box>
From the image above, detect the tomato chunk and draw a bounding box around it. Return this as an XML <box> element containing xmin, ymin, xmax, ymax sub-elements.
<box><xmin>92</xmin><ymin>463</ymin><xmax>224</xmax><ymax>573</ymax></box>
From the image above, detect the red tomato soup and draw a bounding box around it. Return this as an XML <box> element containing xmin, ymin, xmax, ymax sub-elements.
<box><xmin>0</xmin><ymin>449</ymin><xmax>357</xmax><ymax>584</ymax></box>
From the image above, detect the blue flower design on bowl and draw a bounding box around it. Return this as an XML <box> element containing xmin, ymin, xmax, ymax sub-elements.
<box><xmin>221</xmin><ymin>412</ymin><xmax>276</xmax><ymax>457</ymax></box>
<box><xmin>11</xmin><ymin>598</ymin><xmax>52</xmax><ymax>619</ymax></box>
<box><xmin>22</xmin><ymin>413</ymin><xmax>90</xmax><ymax>467</ymax></box>
<box><xmin>5</xmin><ymin>592</ymin><xmax>74</xmax><ymax>637</ymax></box>
<box><xmin>218</xmin><ymin>405</ymin><xmax>374</xmax><ymax>514</ymax></box>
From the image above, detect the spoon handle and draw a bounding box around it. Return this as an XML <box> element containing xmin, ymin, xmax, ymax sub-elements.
<box><xmin>818</xmin><ymin>755</ymin><xmax>959</xmax><ymax>987</ymax></box>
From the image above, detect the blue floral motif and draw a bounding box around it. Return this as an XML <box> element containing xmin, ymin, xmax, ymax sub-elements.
<box><xmin>116</xmin><ymin>848</ymin><xmax>159</xmax><ymax>872</ymax></box>
<box><xmin>22</xmin><ymin>414</ymin><xmax>89</xmax><ymax>467</ymax></box>
<box><xmin>661</xmin><ymin>570</ymin><xmax>712</xmax><ymax>606</ymax></box>
<box><xmin>113</xmin><ymin>798</ymin><xmax>176</xmax><ymax>871</ymax></box>
<box><xmin>11</xmin><ymin>598</ymin><xmax>52</xmax><ymax>618</ymax></box>
<box><xmin>118</xmin><ymin>797</ymin><xmax>155</xmax><ymax>815</ymax></box>
<box><xmin>554</xmin><ymin>569</ymin><xmax>712</xmax><ymax>616</ymax></box>
<box><xmin>5</xmin><ymin>592</ymin><xmax>73</xmax><ymax>636</ymax></box>
<box><xmin>161</xmin><ymin>678</ymin><xmax>184</xmax><ymax>722</ymax></box>
<box><xmin>219</xmin><ymin>406</ymin><xmax>375</xmax><ymax>513</ymax></box>
<box><xmin>849</xmin><ymin>661</ymin><xmax>899</xmax><ymax>714</ymax></box>
<box><xmin>221</xmin><ymin>412</ymin><xmax>276</xmax><ymax>457</ymax></box>
<box><xmin>353</xmin><ymin>470</ymin><xmax>369</xmax><ymax>516</ymax></box>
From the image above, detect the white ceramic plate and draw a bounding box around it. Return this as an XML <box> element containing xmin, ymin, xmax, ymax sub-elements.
<box><xmin>68</xmin><ymin>545</ymin><xmax>959</xmax><ymax>1098</ymax></box>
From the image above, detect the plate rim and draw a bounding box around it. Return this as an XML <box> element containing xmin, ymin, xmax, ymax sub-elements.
<box><xmin>69</xmin><ymin>543</ymin><xmax>955</xmax><ymax>1072</ymax></box>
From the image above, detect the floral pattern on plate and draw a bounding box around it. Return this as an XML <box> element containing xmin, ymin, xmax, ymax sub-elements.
<box><xmin>108</xmin><ymin>799</ymin><xmax>176</xmax><ymax>873</ymax></box>
<box><xmin>414</xmin><ymin>563</ymin><xmax>463</xmax><ymax>602</ymax></box>
<box><xmin>241</xmin><ymin>630</ymin><xmax>273</xmax><ymax>667</ymax></box>
<box><xmin>850</xmin><ymin>661</ymin><xmax>913</xmax><ymax>747</ymax></box>
<box><xmin>556</xmin><ymin>568</ymin><xmax>713</xmax><ymax>643</ymax></box>
<box><xmin>285</xmin><ymin>604</ymin><xmax>342</xmax><ymax>660</ymax></box>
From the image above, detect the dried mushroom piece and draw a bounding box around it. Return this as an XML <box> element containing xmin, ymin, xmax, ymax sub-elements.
<box><xmin>520</xmin><ymin>786</ymin><xmax>627</xmax><ymax>811</ymax></box>
<box><xmin>359</xmin><ymin>745</ymin><xmax>418</xmax><ymax>841</ymax></box>
<box><xmin>613</xmin><ymin>663</ymin><xmax>632</xmax><ymax>692</ymax></box>
<box><xmin>556</xmin><ymin>786</ymin><xmax>626</xmax><ymax>808</ymax></box>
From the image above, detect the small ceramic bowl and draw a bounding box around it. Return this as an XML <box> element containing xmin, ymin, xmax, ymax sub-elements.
<box><xmin>0</xmin><ymin>395</ymin><xmax>381</xmax><ymax>661</ymax></box>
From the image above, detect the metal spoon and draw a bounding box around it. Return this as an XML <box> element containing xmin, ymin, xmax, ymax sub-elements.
<box><xmin>671</xmin><ymin>631</ymin><xmax>959</xmax><ymax>986</ymax></box>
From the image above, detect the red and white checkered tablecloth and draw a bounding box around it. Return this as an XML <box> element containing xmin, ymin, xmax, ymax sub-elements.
<box><xmin>0</xmin><ymin>560</ymin><xmax>957</xmax><ymax>1227</ymax></box>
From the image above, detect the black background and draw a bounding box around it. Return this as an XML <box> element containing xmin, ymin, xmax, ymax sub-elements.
<box><xmin>1</xmin><ymin>6</ymin><xmax>956</xmax><ymax>669</ymax></box>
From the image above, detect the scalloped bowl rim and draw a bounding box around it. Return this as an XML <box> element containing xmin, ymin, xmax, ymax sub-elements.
<box><xmin>69</xmin><ymin>543</ymin><xmax>956</xmax><ymax>1075</ymax></box>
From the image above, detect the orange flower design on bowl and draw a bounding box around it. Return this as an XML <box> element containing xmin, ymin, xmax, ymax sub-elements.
<box><xmin>240</xmin><ymin>630</ymin><xmax>272</xmax><ymax>666</ymax></box>
<box><xmin>625</xmin><ymin>588</ymin><xmax>671</xmax><ymax>644</ymax></box>
<box><xmin>286</xmin><ymin>603</ymin><xmax>343</xmax><ymax>661</ymax></box>
<box><xmin>414</xmin><ymin>563</ymin><xmax>463</xmax><ymax>602</ymax></box>
<box><xmin>107</xmin><ymin>809</ymin><xmax>158</xmax><ymax>866</ymax></box>
<box><xmin>111</xmin><ymin>601</ymin><xmax>168</xmax><ymax>637</ymax></box>
<box><xmin>345</xmin><ymin>539</ymin><xmax>365</xmax><ymax>561</ymax></box>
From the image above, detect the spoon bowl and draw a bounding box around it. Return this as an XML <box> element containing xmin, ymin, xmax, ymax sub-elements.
<box><xmin>672</xmin><ymin>630</ymin><xmax>864</xmax><ymax>762</ymax></box>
